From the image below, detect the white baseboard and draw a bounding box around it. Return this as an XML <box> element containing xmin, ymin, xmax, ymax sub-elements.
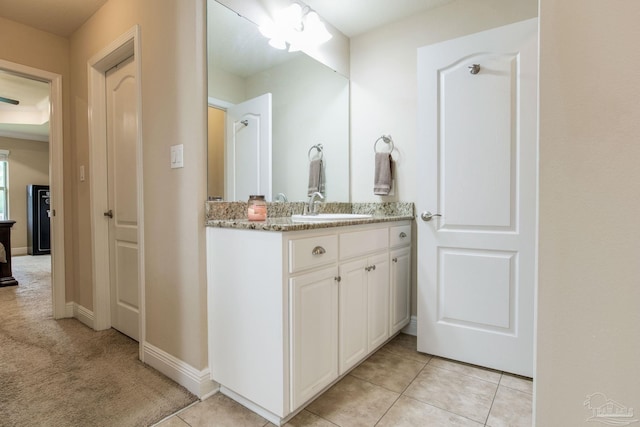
<box><xmin>65</xmin><ymin>302</ymin><xmax>94</xmax><ymax>328</ymax></box>
<box><xmin>65</xmin><ymin>302</ymin><xmax>74</xmax><ymax>318</ymax></box>
<box><xmin>143</xmin><ymin>341</ymin><xmax>218</xmax><ymax>398</ymax></box>
<box><xmin>12</xmin><ymin>247</ymin><xmax>28</xmax><ymax>256</ymax></box>
<box><xmin>401</xmin><ymin>315</ymin><xmax>417</xmax><ymax>336</ymax></box>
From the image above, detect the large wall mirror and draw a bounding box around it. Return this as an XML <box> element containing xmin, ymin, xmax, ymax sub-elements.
<box><xmin>207</xmin><ymin>0</ymin><xmax>350</xmax><ymax>202</ymax></box>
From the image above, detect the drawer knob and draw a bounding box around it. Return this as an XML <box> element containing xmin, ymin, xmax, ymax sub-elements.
<box><xmin>312</xmin><ymin>246</ymin><xmax>326</xmax><ymax>255</ymax></box>
<box><xmin>399</xmin><ymin>232</ymin><xmax>407</xmax><ymax>239</ymax></box>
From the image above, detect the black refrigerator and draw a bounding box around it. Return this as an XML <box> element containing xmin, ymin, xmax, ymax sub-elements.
<box><xmin>27</xmin><ymin>185</ymin><xmax>51</xmax><ymax>255</ymax></box>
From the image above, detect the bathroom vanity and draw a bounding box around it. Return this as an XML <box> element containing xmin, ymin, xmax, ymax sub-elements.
<box><xmin>206</xmin><ymin>203</ymin><xmax>413</xmax><ymax>425</ymax></box>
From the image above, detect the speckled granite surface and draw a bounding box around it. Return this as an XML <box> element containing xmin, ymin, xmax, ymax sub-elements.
<box><xmin>205</xmin><ymin>201</ymin><xmax>414</xmax><ymax>232</ymax></box>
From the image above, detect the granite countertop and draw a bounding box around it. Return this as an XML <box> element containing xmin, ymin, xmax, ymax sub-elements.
<box><xmin>205</xmin><ymin>201</ymin><xmax>415</xmax><ymax>232</ymax></box>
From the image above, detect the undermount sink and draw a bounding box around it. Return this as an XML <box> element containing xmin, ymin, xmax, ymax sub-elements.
<box><xmin>291</xmin><ymin>213</ymin><xmax>373</xmax><ymax>222</ymax></box>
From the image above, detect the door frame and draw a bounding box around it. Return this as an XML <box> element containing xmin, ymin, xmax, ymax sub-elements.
<box><xmin>0</xmin><ymin>58</ymin><xmax>66</xmax><ymax>319</ymax></box>
<box><xmin>88</xmin><ymin>26</ymin><xmax>145</xmax><ymax>358</ymax></box>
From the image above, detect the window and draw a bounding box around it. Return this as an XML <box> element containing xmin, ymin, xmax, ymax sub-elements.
<box><xmin>0</xmin><ymin>149</ymin><xmax>8</xmax><ymax>220</ymax></box>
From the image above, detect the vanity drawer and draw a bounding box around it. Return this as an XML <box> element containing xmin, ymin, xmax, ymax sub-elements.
<box><xmin>390</xmin><ymin>224</ymin><xmax>411</xmax><ymax>247</ymax></box>
<box><xmin>339</xmin><ymin>227</ymin><xmax>388</xmax><ymax>260</ymax></box>
<box><xmin>289</xmin><ymin>235</ymin><xmax>338</xmax><ymax>274</ymax></box>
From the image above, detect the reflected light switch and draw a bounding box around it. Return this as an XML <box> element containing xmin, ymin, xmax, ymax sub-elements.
<box><xmin>170</xmin><ymin>144</ymin><xmax>184</xmax><ymax>169</ymax></box>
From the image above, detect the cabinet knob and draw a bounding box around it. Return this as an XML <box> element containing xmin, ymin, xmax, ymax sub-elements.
<box><xmin>365</xmin><ymin>265</ymin><xmax>376</xmax><ymax>272</ymax></box>
<box><xmin>399</xmin><ymin>232</ymin><xmax>407</xmax><ymax>239</ymax></box>
<box><xmin>392</xmin><ymin>257</ymin><xmax>398</xmax><ymax>263</ymax></box>
<box><xmin>334</xmin><ymin>276</ymin><xmax>341</xmax><ymax>282</ymax></box>
<box><xmin>312</xmin><ymin>246</ymin><xmax>326</xmax><ymax>255</ymax></box>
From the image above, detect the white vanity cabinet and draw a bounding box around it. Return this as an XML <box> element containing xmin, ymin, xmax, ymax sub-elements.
<box><xmin>338</xmin><ymin>228</ymin><xmax>391</xmax><ymax>373</ymax></box>
<box><xmin>390</xmin><ymin>225</ymin><xmax>412</xmax><ymax>334</ymax></box>
<box><xmin>207</xmin><ymin>220</ymin><xmax>411</xmax><ymax>425</ymax></box>
<box><xmin>289</xmin><ymin>265</ymin><xmax>339</xmax><ymax>410</ymax></box>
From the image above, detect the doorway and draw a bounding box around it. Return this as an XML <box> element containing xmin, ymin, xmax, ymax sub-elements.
<box><xmin>88</xmin><ymin>26</ymin><xmax>145</xmax><ymax>356</ymax></box>
<box><xmin>0</xmin><ymin>59</ymin><xmax>66</xmax><ymax>319</ymax></box>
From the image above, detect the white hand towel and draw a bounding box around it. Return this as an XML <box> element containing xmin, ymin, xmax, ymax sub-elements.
<box><xmin>308</xmin><ymin>159</ymin><xmax>323</xmax><ymax>196</ymax></box>
<box><xmin>374</xmin><ymin>153</ymin><xmax>393</xmax><ymax>195</ymax></box>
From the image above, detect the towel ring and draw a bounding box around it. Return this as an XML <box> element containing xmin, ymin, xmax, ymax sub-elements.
<box><xmin>374</xmin><ymin>135</ymin><xmax>394</xmax><ymax>153</ymax></box>
<box><xmin>308</xmin><ymin>144</ymin><xmax>324</xmax><ymax>161</ymax></box>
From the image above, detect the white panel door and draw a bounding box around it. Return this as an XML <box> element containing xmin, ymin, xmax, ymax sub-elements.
<box><xmin>226</xmin><ymin>93</ymin><xmax>272</xmax><ymax>201</ymax></box>
<box><xmin>106</xmin><ymin>56</ymin><xmax>139</xmax><ymax>341</ymax></box>
<box><xmin>417</xmin><ymin>18</ymin><xmax>538</xmax><ymax>377</ymax></box>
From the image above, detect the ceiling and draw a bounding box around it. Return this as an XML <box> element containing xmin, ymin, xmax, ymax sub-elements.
<box><xmin>0</xmin><ymin>71</ymin><xmax>50</xmax><ymax>142</ymax></box>
<box><xmin>0</xmin><ymin>0</ymin><xmax>454</xmax><ymax>41</ymax></box>
<box><xmin>305</xmin><ymin>0</ymin><xmax>454</xmax><ymax>37</ymax></box>
<box><xmin>0</xmin><ymin>0</ymin><xmax>108</xmax><ymax>38</ymax></box>
<box><xmin>0</xmin><ymin>0</ymin><xmax>454</xmax><ymax>142</ymax></box>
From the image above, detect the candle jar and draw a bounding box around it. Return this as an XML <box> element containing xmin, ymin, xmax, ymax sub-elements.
<box><xmin>247</xmin><ymin>195</ymin><xmax>267</xmax><ymax>221</ymax></box>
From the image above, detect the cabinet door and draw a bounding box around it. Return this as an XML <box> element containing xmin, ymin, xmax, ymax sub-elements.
<box><xmin>367</xmin><ymin>252</ymin><xmax>390</xmax><ymax>351</ymax></box>
<box><xmin>338</xmin><ymin>258</ymin><xmax>368</xmax><ymax>374</ymax></box>
<box><xmin>390</xmin><ymin>247</ymin><xmax>411</xmax><ymax>334</ymax></box>
<box><xmin>290</xmin><ymin>266</ymin><xmax>339</xmax><ymax>411</ymax></box>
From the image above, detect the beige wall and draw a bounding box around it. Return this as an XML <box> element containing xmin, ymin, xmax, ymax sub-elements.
<box><xmin>69</xmin><ymin>0</ymin><xmax>208</xmax><ymax>369</ymax></box>
<box><xmin>536</xmin><ymin>0</ymin><xmax>640</xmax><ymax>423</ymax></box>
<box><xmin>350</xmin><ymin>0</ymin><xmax>538</xmax><ymax>316</ymax></box>
<box><xmin>0</xmin><ymin>137</ymin><xmax>50</xmax><ymax>251</ymax></box>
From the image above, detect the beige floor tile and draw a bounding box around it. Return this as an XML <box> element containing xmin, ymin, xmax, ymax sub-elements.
<box><xmin>178</xmin><ymin>393</ymin><xmax>268</xmax><ymax>427</ymax></box>
<box><xmin>377</xmin><ymin>396</ymin><xmax>483</xmax><ymax>427</ymax></box>
<box><xmin>281</xmin><ymin>410</ymin><xmax>338</xmax><ymax>426</ymax></box>
<box><xmin>306</xmin><ymin>375</ymin><xmax>399</xmax><ymax>427</ymax></box>
<box><xmin>486</xmin><ymin>386</ymin><xmax>532</xmax><ymax>427</ymax></box>
<box><xmin>500</xmin><ymin>373</ymin><xmax>533</xmax><ymax>394</ymax></box>
<box><xmin>403</xmin><ymin>365</ymin><xmax>497</xmax><ymax>424</ymax></box>
<box><xmin>155</xmin><ymin>415</ymin><xmax>191</xmax><ymax>426</ymax></box>
<box><xmin>428</xmin><ymin>357</ymin><xmax>502</xmax><ymax>384</ymax></box>
<box><xmin>350</xmin><ymin>348</ymin><xmax>426</xmax><ymax>392</ymax></box>
<box><xmin>382</xmin><ymin>333</ymin><xmax>432</xmax><ymax>364</ymax></box>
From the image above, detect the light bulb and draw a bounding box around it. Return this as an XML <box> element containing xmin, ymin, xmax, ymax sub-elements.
<box><xmin>269</xmin><ymin>37</ymin><xmax>287</xmax><ymax>50</ymax></box>
<box><xmin>259</xmin><ymin>21</ymin><xmax>276</xmax><ymax>39</ymax></box>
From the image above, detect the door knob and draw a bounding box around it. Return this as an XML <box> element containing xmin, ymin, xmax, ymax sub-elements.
<box><xmin>104</xmin><ymin>209</ymin><xmax>113</xmax><ymax>218</ymax></box>
<box><xmin>420</xmin><ymin>211</ymin><xmax>441</xmax><ymax>222</ymax></box>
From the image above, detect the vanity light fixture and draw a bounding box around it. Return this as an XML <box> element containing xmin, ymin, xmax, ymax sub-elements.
<box><xmin>259</xmin><ymin>2</ymin><xmax>333</xmax><ymax>52</ymax></box>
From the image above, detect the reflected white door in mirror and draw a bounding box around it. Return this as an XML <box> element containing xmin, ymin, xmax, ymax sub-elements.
<box><xmin>225</xmin><ymin>93</ymin><xmax>272</xmax><ymax>201</ymax></box>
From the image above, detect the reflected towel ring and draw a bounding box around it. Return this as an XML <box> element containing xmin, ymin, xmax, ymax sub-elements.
<box><xmin>374</xmin><ymin>135</ymin><xmax>394</xmax><ymax>153</ymax></box>
<box><xmin>308</xmin><ymin>144</ymin><xmax>324</xmax><ymax>161</ymax></box>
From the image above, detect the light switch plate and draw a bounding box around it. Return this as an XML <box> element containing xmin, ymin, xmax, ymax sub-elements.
<box><xmin>170</xmin><ymin>144</ymin><xmax>184</xmax><ymax>168</ymax></box>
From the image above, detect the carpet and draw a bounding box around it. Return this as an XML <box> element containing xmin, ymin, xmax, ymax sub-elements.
<box><xmin>0</xmin><ymin>255</ymin><xmax>198</xmax><ymax>426</ymax></box>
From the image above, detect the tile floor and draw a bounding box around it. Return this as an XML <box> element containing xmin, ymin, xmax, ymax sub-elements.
<box><xmin>156</xmin><ymin>333</ymin><xmax>532</xmax><ymax>427</ymax></box>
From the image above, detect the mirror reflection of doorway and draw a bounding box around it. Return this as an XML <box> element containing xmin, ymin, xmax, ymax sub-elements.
<box><xmin>207</xmin><ymin>105</ymin><xmax>225</xmax><ymax>199</ymax></box>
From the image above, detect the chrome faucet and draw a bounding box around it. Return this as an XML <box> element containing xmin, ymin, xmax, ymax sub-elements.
<box><xmin>307</xmin><ymin>192</ymin><xmax>324</xmax><ymax>215</ymax></box>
